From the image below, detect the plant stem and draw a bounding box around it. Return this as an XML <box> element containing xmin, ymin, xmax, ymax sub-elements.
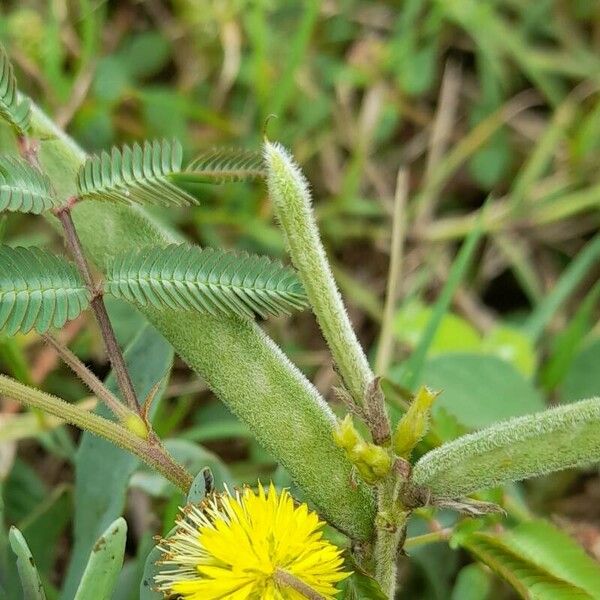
<box><xmin>403</xmin><ymin>528</ymin><xmax>452</xmax><ymax>550</ymax></box>
<box><xmin>0</xmin><ymin>374</ymin><xmax>192</xmax><ymax>491</ymax></box>
<box><xmin>375</xmin><ymin>168</ymin><xmax>408</xmax><ymax>376</ymax></box>
<box><xmin>274</xmin><ymin>569</ymin><xmax>326</xmax><ymax>600</ymax></box>
<box><xmin>41</xmin><ymin>333</ymin><xmax>135</xmax><ymax>425</ymax></box>
<box><xmin>264</xmin><ymin>140</ymin><xmax>374</xmax><ymax>406</ymax></box>
<box><xmin>54</xmin><ymin>203</ymin><xmax>141</xmax><ymax>414</ymax></box>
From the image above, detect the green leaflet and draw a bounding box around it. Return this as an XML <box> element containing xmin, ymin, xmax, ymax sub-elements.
<box><xmin>0</xmin><ymin>156</ymin><xmax>57</xmax><ymax>214</ymax></box>
<box><xmin>76</xmin><ymin>138</ymin><xmax>197</xmax><ymax>206</ymax></box>
<box><xmin>104</xmin><ymin>244</ymin><xmax>308</xmax><ymax>319</ymax></box>
<box><xmin>412</xmin><ymin>397</ymin><xmax>600</xmax><ymax>499</ymax></box>
<box><xmin>456</xmin><ymin>521</ymin><xmax>600</xmax><ymax>599</ymax></box>
<box><xmin>73</xmin><ymin>518</ymin><xmax>127</xmax><ymax>600</ymax></box>
<box><xmin>0</xmin><ymin>245</ymin><xmax>90</xmax><ymax>335</ymax></box>
<box><xmin>0</xmin><ymin>45</ymin><xmax>30</xmax><ymax>134</ymax></box>
<box><xmin>8</xmin><ymin>527</ymin><xmax>46</xmax><ymax>600</ymax></box>
<box><xmin>177</xmin><ymin>147</ymin><xmax>265</xmax><ymax>183</ymax></box>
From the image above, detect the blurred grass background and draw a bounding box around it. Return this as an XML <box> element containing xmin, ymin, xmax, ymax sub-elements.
<box><xmin>0</xmin><ymin>1</ymin><xmax>599</xmax><ymax>598</ymax></box>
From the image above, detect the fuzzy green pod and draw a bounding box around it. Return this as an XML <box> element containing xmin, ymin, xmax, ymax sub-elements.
<box><xmin>412</xmin><ymin>397</ymin><xmax>600</xmax><ymax>499</ymax></box>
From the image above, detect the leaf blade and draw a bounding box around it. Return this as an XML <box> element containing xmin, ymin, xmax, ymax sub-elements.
<box><xmin>0</xmin><ymin>157</ymin><xmax>57</xmax><ymax>214</ymax></box>
<box><xmin>0</xmin><ymin>45</ymin><xmax>31</xmax><ymax>134</ymax></box>
<box><xmin>8</xmin><ymin>527</ymin><xmax>46</xmax><ymax>600</ymax></box>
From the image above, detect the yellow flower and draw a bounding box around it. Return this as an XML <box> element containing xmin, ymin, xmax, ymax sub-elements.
<box><xmin>155</xmin><ymin>483</ymin><xmax>350</xmax><ymax>599</ymax></box>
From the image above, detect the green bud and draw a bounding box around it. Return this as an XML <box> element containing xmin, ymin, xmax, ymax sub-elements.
<box><xmin>350</xmin><ymin>442</ymin><xmax>393</xmax><ymax>484</ymax></box>
<box><xmin>123</xmin><ymin>414</ymin><xmax>149</xmax><ymax>440</ymax></box>
<box><xmin>333</xmin><ymin>414</ymin><xmax>362</xmax><ymax>451</ymax></box>
<box><xmin>393</xmin><ymin>386</ymin><xmax>439</xmax><ymax>458</ymax></box>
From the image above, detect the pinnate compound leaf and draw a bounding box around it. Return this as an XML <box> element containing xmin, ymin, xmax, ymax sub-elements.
<box><xmin>104</xmin><ymin>244</ymin><xmax>308</xmax><ymax>319</ymax></box>
<box><xmin>0</xmin><ymin>156</ymin><xmax>57</xmax><ymax>214</ymax></box>
<box><xmin>76</xmin><ymin>139</ymin><xmax>198</xmax><ymax>206</ymax></box>
<box><xmin>179</xmin><ymin>147</ymin><xmax>265</xmax><ymax>183</ymax></box>
<box><xmin>412</xmin><ymin>397</ymin><xmax>600</xmax><ymax>499</ymax></box>
<box><xmin>456</xmin><ymin>520</ymin><xmax>600</xmax><ymax>599</ymax></box>
<box><xmin>0</xmin><ymin>246</ymin><xmax>90</xmax><ymax>335</ymax></box>
<box><xmin>0</xmin><ymin>45</ymin><xmax>31</xmax><ymax>134</ymax></box>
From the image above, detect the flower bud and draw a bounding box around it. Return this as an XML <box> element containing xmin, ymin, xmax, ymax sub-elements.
<box><xmin>333</xmin><ymin>414</ymin><xmax>362</xmax><ymax>451</ymax></box>
<box><xmin>393</xmin><ymin>386</ymin><xmax>439</xmax><ymax>458</ymax></box>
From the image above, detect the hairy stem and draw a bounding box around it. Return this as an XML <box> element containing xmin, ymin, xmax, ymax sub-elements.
<box><xmin>41</xmin><ymin>333</ymin><xmax>145</xmax><ymax>433</ymax></box>
<box><xmin>264</xmin><ymin>140</ymin><xmax>374</xmax><ymax>405</ymax></box>
<box><xmin>274</xmin><ymin>569</ymin><xmax>326</xmax><ymax>600</ymax></box>
<box><xmin>54</xmin><ymin>204</ymin><xmax>141</xmax><ymax>414</ymax></box>
<box><xmin>0</xmin><ymin>375</ymin><xmax>192</xmax><ymax>491</ymax></box>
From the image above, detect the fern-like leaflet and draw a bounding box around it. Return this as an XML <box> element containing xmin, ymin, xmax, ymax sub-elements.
<box><xmin>0</xmin><ymin>45</ymin><xmax>30</xmax><ymax>134</ymax></box>
<box><xmin>104</xmin><ymin>244</ymin><xmax>307</xmax><ymax>318</ymax></box>
<box><xmin>0</xmin><ymin>156</ymin><xmax>57</xmax><ymax>214</ymax></box>
<box><xmin>76</xmin><ymin>139</ymin><xmax>198</xmax><ymax>206</ymax></box>
<box><xmin>177</xmin><ymin>148</ymin><xmax>265</xmax><ymax>184</ymax></box>
<box><xmin>0</xmin><ymin>246</ymin><xmax>90</xmax><ymax>335</ymax></box>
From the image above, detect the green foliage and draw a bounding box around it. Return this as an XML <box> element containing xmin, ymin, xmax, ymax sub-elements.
<box><xmin>456</xmin><ymin>520</ymin><xmax>600</xmax><ymax>599</ymax></box>
<box><xmin>419</xmin><ymin>353</ymin><xmax>543</xmax><ymax>431</ymax></box>
<box><xmin>412</xmin><ymin>396</ymin><xmax>600</xmax><ymax>499</ymax></box>
<box><xmin>0</xmin><ymin>157</ymin><xmax>57</xmax><ymax>214</ymax></box>
<box><xmin>8</xmin><ymin>527</ymin><xmax>46</xmax><ymax>600</ymax></box>
<box><xmin>76</xmin><ymin>139</ymin><xmax>197</xmax><ymax>206</ymax></box>
<box><xmin>0</xmin><ymin>245</ymin><xmax>89</xmax><ymax>335</ymax></box>
<box><xmin>73</xmin><ymin>518</ymin><xmax>127</xmax><ymax>600</ymax></box>
<box><xmin>178</xmin><ymin>148</ymin><xmax>265</xmax><ymax>183</ymax></box>
<box><xmin>561</xmin><ymin>339</ymin><xmax>600</xmax><ymax>404</ymax></box>
<box><xmin>0</xmin><ymin>44</ymin><xmax>30</xmax><ymax>134</ymax></box>
<box><xmin>104</xmin><ymin>244</ymin><xmax>307</xmax><ymax>319</ymax></box>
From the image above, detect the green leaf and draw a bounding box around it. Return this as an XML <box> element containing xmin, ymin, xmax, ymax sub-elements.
<box><xmin>412</xmin><ymin>396</ymin><xmax>600</xmax><ymax>499</ymax></box>
<box><xmin>139</xmin><ymin>536</ymin><xmax>165</xmax><ymax>600</ymax></box>
<box><xmin>419</xmin><ymin>353</ymin><xmax>544</xmax><ymax>431</ymax></box>
<box><xmin>481</xmin><ymin>326</ymin><xmax>537</xmax><ymax>377</ymax></box>
<box><xmin>456</xmin><ymin>521</ymin><xmax>600</xmax><ymax>599</ymax></box>
<box><xmin>76</xmin><ymin>139</ymin><xmax>197</xmax><ymax>206</ymax></box>
<box><xmin>8</xmin><ymin>527</ymin><xmax>46</xmax><ymax>600</ymax></box>
<box><xmin>61</xmin><ymin>325</ymin><xmax>173</xmax><ymax>598</ymax></box>
<box><xmin>450</xmin><ymin>564</ymin><xmax>492</xmax><ymax>600</ymax></box>
<box><xmin>73</xmin><ymin>517</ymin><xmax>127</xmax><ymax>600</ymax></box>
<box><xmin>393</xmin><ymin>300</ymin><xmax>481</xmax><ymax>355</ymax></box>
<box><xmin>0</xmin><ymin>156</ymin><xmax>57</xmax><ymax>214</ymax></box>
<box><xmin>0</xmin><ymin>44</ymin><xmax>31</xmax><ymax>134</ymax></box>
<box><xmin>340</xmin><ymin>569</ymin><xmax>388</xmax><ymax>600</ymax></box>
<box><xmin>176</xmin><ymin>148</ymin><xmax>265</xmax><ymax>184</ymax></box>
<box><xmin>561</xmin><ymin>339</ymin><xmax>600</xmax><ymax>404</ymax></box>
<box><xmin>104</xmin><ymin>244</ymin><xmax>308</xmax><ymax>319</ymax></box>
<box><xmin>0</xmin><ymin>245</ymin><xmax>90</xmax><ymax>335</ymax></box>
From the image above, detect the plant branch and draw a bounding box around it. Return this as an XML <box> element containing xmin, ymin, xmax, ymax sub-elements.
<box><xmin>274</xmin><ymin>569</ymin><xmax>326</xmax><ymax>600</ymax></box>
<box><xmin>403</xmin><ymin>528</ymin><xmax>452</xmax><ymax>550</ymax></box>
<box><xmin>41</xmin><ymin>332</ymin><xmax>140</xmax><ymax>427</ymax></box>
<box><xmin>0</xmin><ymin>374</ymin><xmax>192</xmax><ymax>491</ymax></box>
<box><xmin>53</xmin><ymin>203</ymin><xmax>141</xmax><ymax>414</ymax></box>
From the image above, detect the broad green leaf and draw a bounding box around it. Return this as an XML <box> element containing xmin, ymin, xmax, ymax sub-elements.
<box><xmin>393</xmin><ymin>300</ymin><xmax>481</xmax><ymax>354</ymax></box>
<box><xmin>412</xmin><ymin>396</ymin><xmax>600</xmax><ymax>499</ymax></box>
<box><xmin>561</xmin><ymin>339</ymin><xmax>600</xmax><ymax>404</ymax></box>
<box><xmin>340</xmin><ymin>569</ymin><xmax>387</xmax><ymax>599</ymax></box>
<box><xmin>0</xmin><ymin>245</ymin><xmax>90</xmax><ymax>335</ymax></box>
<box><xmin>450</xmin><ymin>564</ymin><xmax>491</xmax><ymax>600</ymax></box>
<box><xmin>61</xmin><ymin>325</ymin><xmax>172</xmax><ymax>599</ymax></box>
<box><xmin>456</xmin><ymin>521</ymin><xmax>600</xmax><ymax>599</ymax></box>
<box><xmin>481</xmin><ymin>326</ymin><xmax>537</xmax><ymax>377</ymax></box>
<box><xmin>73</xmin><ymin>518</ymin><xmax>127</xmax><ymax>600</ymax></box>
<box><xmin>419</xmin><ymin>353</ymin><xmax>544</xmax><ymax>430</ymax></box>
<box><xmin>8</xmin><ymin>527</ymin><xmax>46</xmax><ymax>600</ymax></box>
<box><xmin>104</xmin><ymin>244</ymin><xmax>308</xmax><ymax>319</ymax></box>
<box><xmin>0</xmin><ymin>44</ymin><xmax>31</xmax><ymax>134</ymax></box>
<box><xmin>76</xmin><ymin>139</ymin><xmax>197</xmax><ymax>206</ymax></box>
<box><xmin>0</xmin><ymin>156</ymin><xmax>57</xmax><ymax>214</ymax></box>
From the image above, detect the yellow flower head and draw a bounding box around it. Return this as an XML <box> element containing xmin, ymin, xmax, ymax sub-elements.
<box><xmin>155</xmin><ymin>483</ymin><xmax>350</xmax><ymax>599</ymax></box>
